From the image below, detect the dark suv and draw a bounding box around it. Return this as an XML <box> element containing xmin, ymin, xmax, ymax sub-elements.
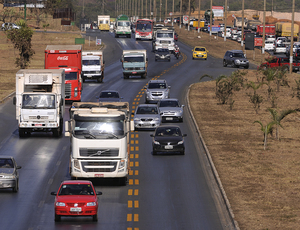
<box><xmin>223</xmin><ymin>50</ymin><xmax>249</xmax><ymax>69</ymax></box>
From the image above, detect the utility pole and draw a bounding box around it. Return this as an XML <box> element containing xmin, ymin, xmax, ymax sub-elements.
<box><xmin>262</xmin><ymin>0</ymin><xmax>266</xmax><ymax>55</ymax></box>
<box><xmin>224</xmin><ymin>0</ymin><xmax>227</xmax><ymax>40</ymax></box>
<box><xmin>188</xmin><ymin>0</ymin><xmax>190</xmax><ymax>31</ymax></box>
<box><xmin>180</xmin><ymin>0</ymin><xmax>182</xmax><ymax>28</ymax></box>
<box><xmin>154</xmin><ymin>0</ymin><xmax>156</xmax><ymax>22</ymax></box>
<box><xmin>165</xmin><ymin>0</ymin><xmax>167</xmax><ymax>21</ymax></box>
<box><xmin>290</xmin><ymin>0</ymin><xmax>295</xmax><ymax>74</ymax></box>
<box><xmin>160</xmin><ymin>0</ymin><xmax>162</xmax><ymax>21</ymax></box>
<box><xmin>209</xmin><ymin>0</ymin><xmax>212</xmax><ymax>36</ymax></box>
<box><xmin>241</xmin><ymin>0</ymin><xmax>244</xmax><ymax>50</ymax></box>
<box><xmin>197</xmin><ymin>0</ymin><xmax>201</xmax><ymax>32</ymax></box>
<box><xmin>172</xmin><ymin>0</ymin><xmax>174</xmax><ymax>26</ymax></box>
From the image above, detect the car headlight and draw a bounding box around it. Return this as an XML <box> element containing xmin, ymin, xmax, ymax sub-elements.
<box><xmin>203</xmin><ymin>52</ymin><xmax>207</xmax><ymax>55</ymax></box>
<box><xmin>235</xmin><ymin>60</ymin><xmax>240</xmax><ymax>64</ymax></box>
<box><xmin>153</xmin><ymin>140</ymin><xmax>160</xmax><ymax>145</ymax></box>
<box><xmin>193</xmin><ymin>52</ymin><xmax>197</xmax><ymax>54</ymax></box>
<box><xmin>87</xmin><ymin>202</ymin><xmax>97</xmax><ymax>206</ymax></box>
<box><xmin>3</xmin><ymin>175</ymin><xmax>15</xmax><ymax>179</ymax></box>
<box><xmin>56</xmin><ymin>202</ymin><xmax>66</xmax><ymax>206</ymax></box>
<box><xmin>134</xmin><ymin>117</ymin><xmax>140</xmax><ymax>121</ymax></box>
<box><xmin>178</xmin><ymin>140</ymin><xmax>184</xmax><ymax>145</ymax></box>
<box><xmin>155</xmin><ymin>54</ymin><xmax>159</xmax><ymax>56</ymax></box>
<box><xmin>154</xmin><ymin>117</ymin><xmax>160</xmax><ymax>121</ymax></box>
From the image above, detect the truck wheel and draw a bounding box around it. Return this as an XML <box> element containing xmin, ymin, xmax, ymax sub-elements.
<box><xmin>124</xmin><ymin>74</ymin><xmax>129</xmax><ymax>79</ymax></box>
<box><xmin>19</xmin><ymin>129</ymin><xmax>26</xmax><ymax>138</ymax></box>
<box><xmin>223</xmin><ymin>60</ymin><xmax>227</xmax><ymax>67</ymax></box>
<box><xmin>118</xmin><ymin>177</ymin><xmax>127</xmax><ymax>186</ymax></box>
<box><xmin>141</xmin><ymin>73</ymin><xmax>146</xmax><ymax>79</ymax></box>
<box><xmin>97</xmin><ymin>76</ymin><xmax>103</xmax><ymax>83</ymax></box>
<box><xmin>115</xmin><ymin>34</ymin><xmax>118</xmax><ymax>38</ymax></box>
<box><xmin>53</xmin><ymin>128</ymin><xmax>60</xmax><ymax>137</ymax></box>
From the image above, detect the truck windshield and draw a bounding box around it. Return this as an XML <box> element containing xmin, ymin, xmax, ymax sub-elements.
<box><xmin>74</xmin><ymin>120</ymin><xmax>124</xmax><ymax>139</ymax></box>
<box><xmin>157</xmin><ymin>33</ymin><xmax>173</xmax><ymax>38</ymax></box>
<box><xmin>124</xmin><ymin>56</ymin><xmax>144</xmax><ymax>62</ymax></box>
<box><xmin>118</xmin><ymin>22</ymin><xmax>130</xmax><ymax>27</ymax></box>
<box><xmin>22</xmin><ymin>94</ymin><xmax>55</xmax><ymax>109</ymax></box>
<box><xmin>65</xmin><ymin>72</ymin><xmax>78</xmax><ymax>80</ymax></box>
<box><xmin>82</xmin><ymin>60</ymin><xmax>100</xmax><ymax>65</ymax></box>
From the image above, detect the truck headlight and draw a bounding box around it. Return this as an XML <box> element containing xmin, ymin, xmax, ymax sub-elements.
<box><xmin>118</xmin><ymin>159</ymin><xmax>125</xmax><ymax>170</ymax></box>
<box><xmin>74</xmin><ymin>159</ymin><xmax>80</xmax><ymax>170</ymax></box>
<box><xmin>74</xmin><ymin>87</ymin><xmax>78</xmax><ymax>97</ymax></box>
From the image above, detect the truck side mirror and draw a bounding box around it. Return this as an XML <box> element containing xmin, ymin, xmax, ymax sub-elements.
<box><xmin>103</xmin><ymin>61</ymin><xmax>105</xmax><ymax>64</ymax></box>
<box><xmin>146</xmin><ymin>58</ymin><xmax>148</xmax><ymax>61</ymax></box>
<box><xmin>120</xmin><ymin>59</ymin><xmax>122</xmax><ymax>62</ymax></box>
<box><xmin>13</xmin><ymin>96</ymin><xmax>16</xmax><ymax>105</ymax></box>
<box><xmin>130</xmin><ymin>120</ymin><xmax>135</xmax><ymax>131</ymax></box>
<box><xmin>65</xmin><ymin>121</ymin><xmax>70</xmax><ymax>136</ymax></box>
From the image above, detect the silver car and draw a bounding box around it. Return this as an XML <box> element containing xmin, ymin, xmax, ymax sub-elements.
<box><xmin>158</xmin><ymin>98</ymin><xmax>184</xmax><ymax>122</ymax></box>
<box><xmin>133</xmin><ymin>104</ymin><xmax>161</xmax><ymax>130</ymax></box>
<box><xmin>145</xmin><ymin>79</ymin><xmax>171</xmax><ymax>103</ymax></box>
<box><xmin>0</xmin><ymin>156</ymin><xmax>21</xmax><ymax>192</ymax></box>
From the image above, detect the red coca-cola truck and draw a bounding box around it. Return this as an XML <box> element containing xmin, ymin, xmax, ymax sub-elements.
<box><xmin>256</xmin><ymin>24</ymin><xmax>276</xmax><ymax>36</ymax></box>
<box><xmin>45</xmin><ymin>45</ymin><xmax>82</xmax><ymax>102</ymax></box>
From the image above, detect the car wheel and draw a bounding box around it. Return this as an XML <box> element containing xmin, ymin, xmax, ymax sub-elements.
<box><xmin>192</xmin><ymin>56</ymin><xmax>194</xmax><ymax>59</ymax></box>
<box><xmin>168</xmin><ymin>58</ymin><xmax>170</xmax><ymax>62</ymax></box>
<box><xmin>155</xmin><ymin>58</ymin><xmax>157</xmax><ymax>61</ymax></box>
<box><xmin>13</xmin><ymin>181</ymin><xmax>18</xmax><ymax>192</ymax></box>
<box><xmin>223</xmin><ymin>60</ymin><xmax>227</xmax><ymax>67</ymax></box>
<box><xmin>152</xmin><ymin>150</ymin><xmax>157</xmax><ymax>155</ymax></box>
<box><xmin>179</xmin><ymin>117</ymin><xmax>183</xmax><ymax>122</ymax></box>
<box><xmin>55</xmin><ymin>214</ymin><xmax>61</xmax><ymax>222</ymax></box>
<box><xmin>92</xmin><ymin>214</ymin><xmax>98</xmax><ymax>222</ymax></box>
<box><xmin>244</xmin><ymin>65</ymin><xmax>249</xmax><ymax>69</ymax></box>
<box><xmin>180</xmin><ymin>150</ymin><xmax>185</xmax><ymax>155</ymax></box>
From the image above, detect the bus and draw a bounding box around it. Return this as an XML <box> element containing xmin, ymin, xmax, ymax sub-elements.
<box><xmin>135</xmin><ymin>19</ymin><xmax>154</xmax><ymax>40</ymax></box>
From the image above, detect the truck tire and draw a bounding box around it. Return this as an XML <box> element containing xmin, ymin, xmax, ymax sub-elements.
<box><xmin>124</xmin><ymin>74</ymin><xmax>129</xmax><ymax>79</ymax></box>
<box><xmin>118</xmin><ymin>177</ymin><xmax>127</xmax><ymax>186</ymax></box>
<box><xmin>115</xmin><ymin>34</ymin><xmax>118</xmax><ymax>38</ymax></box>
<box><xmin>128</xmin><ymin>34</ymin><xmax>131</xmax><ymax>38</ymax></box>
<box><xmin>97</xmin><ymin>74</ymin><xmax>103</xmax><ymax>83</ymax></box>
<box><xmin>223</xmin><ymin>60</ymin><xmax>227</xmax><ymax>67</ymax></box>
<box><xmin>19</xmin><ymin>129</ymin><xmax>26</xmax><ymax>138</ymax></box>
<box><xmin>141</xmin><ymin>73</ymin><xmax>146</xmax><ymax>79</ymax></box>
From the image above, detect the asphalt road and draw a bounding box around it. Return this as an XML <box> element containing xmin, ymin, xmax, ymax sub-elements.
<box><xmin>0</xmin><ymin>30</ymin><xmax>256</xmax><ymax>230</ymax></box>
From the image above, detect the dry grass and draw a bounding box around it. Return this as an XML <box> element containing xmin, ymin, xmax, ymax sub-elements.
<box><xmin>181</xmin><ymin>29</ymin><xmax>300</xmax><ymax>229</ymax></box>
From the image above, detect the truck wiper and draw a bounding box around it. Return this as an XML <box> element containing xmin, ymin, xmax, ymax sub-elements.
<box><xmin>82</xmin><ymin>131</ymin><xmax>97</xmax><ymax>139</ymax></box>
<box><xmin>98</xmin><ymin>131</ymin><xmax>119</xmax><ymax>139</ymax></box>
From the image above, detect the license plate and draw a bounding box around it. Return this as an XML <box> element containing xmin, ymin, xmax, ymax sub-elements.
<box><xmin>35</xmin><ymin>124</ymin><xmax>43</xmax><ymax>127</ymax></box>
<box><xmin>70</xmin><ymin>207</ymin><xmax>82</xmax><ymax>212</ymax></box>
<box><xmin>95</xmin><ymin>174</ymin><xmax>104</xmax><ymax>177</ymax></box>
<box><xmin>132</xmin><ymin>72</ymin><xmax>137</xmax><ymax>74</ymax></box>
<box><xmin>198</xmin><ymin>55</ymin><xmax>203</xmax><ymax>57</ymax></box>
<box><xmin>166</xmin><ymin>117</ymin><xmax>173</xmax><ymax>120</ymax></box>
<box><xmin>165</xmin><ymin>145</ymin><xmax>173</xmax><ymax>149</ymax></box>
<box><xmin>142</xmin><ymin>122</ymin><xmax>151</xmax><ymax>126</ymax></box>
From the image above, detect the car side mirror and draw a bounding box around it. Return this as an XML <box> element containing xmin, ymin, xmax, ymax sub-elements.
<box><xmin>16</xmin><ymin>166</ymin><xmax>21</xmax><ymax>169</ymax></box>
<box><xmin>13</xmin><ymin>96</ymin><xmax>16</xmax><ymax>105</ymax></box>
<box><xmin>150</xmin><ymin>134</ymin><xmax>154</xmax><ymax>137</ymax></box>
<box><xmin>183</xmin><ymin>134</ymin><xmax>187</xmax><ymax>137</ymax></box>
<box><xmin>182</xmin><ymin>105</ymin><xmax>185</xmax><ymax>108</ymax></box>
<box><xmin>96</xmin><ymin>191</ymin><xmax>103</xmax><ymax>195</ymax></box>
<box><xmin>51</xmin><ymin>192</ymin><xmax>57</xmax><ymax>195</ymax></box>
<box><xmin>168</xmin><ymin>86</ymin><xmax>171</xmax><ymax>88</ymax></box>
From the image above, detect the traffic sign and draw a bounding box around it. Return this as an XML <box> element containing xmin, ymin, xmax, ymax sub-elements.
<box><xmin>183</xmin><ymin>16</ymin><xmax>188</xmax><ymax>21</ymax></box>
<box><xmin>164</xmin><ymin>19</ymin><xmax>168</xmax><ymax>24</ymax></box>
<box><xmin>169</xmin><ymin>12</ymin><xmax>173</xmax><ymax>16</ymax></box>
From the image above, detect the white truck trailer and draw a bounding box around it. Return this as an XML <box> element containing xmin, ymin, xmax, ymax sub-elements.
<box><xmin>65</xmin><ymin>102</ymin><xmax>134</xmax><ymax>185</ymax></box>
<box><xmin>81</xmin><ymin>51</ymin><xmax>105</xmax><ymax>83</ymax></box>
<box><xmin>14</xmin><ymin>69</ymin><xmax>65</xmax><ymax>137</ymax></box>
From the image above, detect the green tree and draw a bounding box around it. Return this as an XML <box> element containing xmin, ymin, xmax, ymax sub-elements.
<box><xmin>267</xmin><ymin>108</ymin><xmax>296</xmax><ymax>140</ymax></box>
<box><xmin>5</xmin><ymin>20</ymin><xmax>35</xmax><ymax>69</ymax></box>
<box><xmin>246</xmin><ymin>81</ymin><xmax>263</xmax><ymax>114</ymax></box>
<box><xmin>254</xmin><ymin>120</ymin><xmax>276</xmax><ymax>150</ymax></box>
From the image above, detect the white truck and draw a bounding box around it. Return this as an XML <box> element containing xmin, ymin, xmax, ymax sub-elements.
<box><xmin>98</xmin><ymin>15</ymin><xmax>110</xmax><ymax>31</ymax></box>
<box><xmin>65</xmin><ymin>102</ymin><xmax>134</xmax><ymax>185</ymax></box>
<box><xmin>13</xmin><ymin>69</ymin><xmax>65</xmax><ymax>137</ymax></box>
<box><xmin>121</xmin><ymin>49</ymin><xmax>148</xmax><ymax>79</ymax></box>
<box><xmin>152</xmin><ymin>28</ymin><xmax>175</xmax><ymax>52</ymax></box>
<box><xmin>81</xmin><ymin>51</ymin><xmax>105</xmax><ymax>83</ymax></box>
<box><xmin>114</xmin><ymin>14</ymin><xmax>131</xmax><ymax>38</ymax></box>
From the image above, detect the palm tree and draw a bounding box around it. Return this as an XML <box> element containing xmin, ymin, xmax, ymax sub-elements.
<box><xmin>246</xmin><ymin>81</ymin><xmax>264</xmax><ymax>114</ymax></box>
<box><xmin>267</xmin><ymin>108</ymin><xmax>296</xmax><ymax>140</ymax></box>
<box><xmin>254</xmin><ymin>120</ymin><xmax>276</xmax><ymax>150</ymax></box>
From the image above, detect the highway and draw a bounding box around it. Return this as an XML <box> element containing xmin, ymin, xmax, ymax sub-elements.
<box><xmin>0</xmin><ymin>31</ymin><xmax>256</xmax><ymax>230</ymax></box>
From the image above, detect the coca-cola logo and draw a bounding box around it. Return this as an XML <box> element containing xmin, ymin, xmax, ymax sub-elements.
<box><xmin>57</xmin><ymin>56</ymin><xmax>69</xmax><ymax>61</ymax></box>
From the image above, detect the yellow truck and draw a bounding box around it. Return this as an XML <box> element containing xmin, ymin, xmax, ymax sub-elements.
<box><xmin>275</xmin><ymin>22</ymin><xmax>299</xmax><ymax>39</ymax></box>
<box><xmin>98</xmin><ymin>15</ymin><xmax>110</xmax><ymax>31</ymax></box>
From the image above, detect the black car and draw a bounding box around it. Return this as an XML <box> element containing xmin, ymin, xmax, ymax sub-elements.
<box><xmin>295</xmin><ymin>48</ymin><xmax>300</xmax><ymax>60</ymax></box>
<box><xmin>155</xmin><ymin>48</ymin><xmax>171</xmax><ymax>62</ymax></box>
<box><xmin>223</xmin><ymin>50</ymin><xmax>249</xmax><ymax>69</ymax></box>
<box><xmin>150</xmin><ymin>125</ymin><xmax>187</xmax><ymax>155</ymax></box>
<box><xmin>97</xmin><ymin>90</ymin><xmax>122</xmax><ymax>102</ymax></box>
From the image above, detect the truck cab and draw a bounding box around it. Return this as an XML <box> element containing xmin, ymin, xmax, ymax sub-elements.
<box><xmin>153</xmin><ymin>28</ymin><xmax>175</xmax><ymax>52</ymax></box>
<box><xmin>121</xmin><ymin>50</ymin><xmax>148</xmax><ymax>79</ymax></box>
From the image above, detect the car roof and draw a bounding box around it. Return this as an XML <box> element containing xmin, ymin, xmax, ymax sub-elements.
<box><xmin>137</xmin><ymin>104</ymin><xmax>158</xmax><ymax>108</ymax></box>
<box><xmin>100</xmin><ymin>90</ymin><xmax>119</xmax><ymax>93</ymax></box>
<box><xmin>194</xmin><ymin>46</ymin><xmax>206</xmax><ymax>49</ymax></box>
<box><xmin>148</xmin><ymin>79</ymin><xmax>167</xmax><ymax>83</ymax></box>
<box><xmin>0</xmin><ymin>156</ymin><xmax>14</xmax><ymax>159</ymax></box>
<box><xmin>155</xmin><ymin>125</ymin><xmax>181</xmax><ymax>129</ymax></box>
<box><xmin>159</xmin><ymin>98</ymin><xmax>179</xmax><ymax>102</ymax></box>
<box><xmin>61</xmin><ymin>180</ymin><xmax>93</xmax><ymax>185</ymax></box>
<box><xmin>228</xmin><ymin>50</ymin><xmax>244</xmax><ymax>53</ymax></box>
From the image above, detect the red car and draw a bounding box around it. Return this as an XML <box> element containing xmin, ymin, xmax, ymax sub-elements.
<box><xmin>51</xmin><ymin>180</ymin><xmax>102</xmax><ymax>222</ymax></box>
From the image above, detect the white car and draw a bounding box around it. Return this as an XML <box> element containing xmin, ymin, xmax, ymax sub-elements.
<box><xmin>265</xmin><ymin>40</ymin><xmax>275</xmax><ymax>51</ymax></box>
<box><xmin>275</xmin><ymin>37</ymin><xmax>287</xmax><ymax>45</ymax></box>
<box><xmin>274</xmin><ymin>43</ymin><xmax>286</xmax><ymax>54</ymax></box>
<box><xmin>1</xmin><ymin>22</ymin><xmax>20</xmax><ymax>31</ymax></box>
<box><xmin>231</xmin><ymin>33</ymin><xmax>239</xmax><ymax>40</ymax></box>
<box><xmin>266</xmin><ymin>35</ymin><xmax>276</xmax><ymax>42</ymax></box>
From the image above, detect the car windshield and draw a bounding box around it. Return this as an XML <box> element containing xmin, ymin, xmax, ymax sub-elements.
<box><xmin>155</xmin><ymin>127</ymin><xmax>182</xmax><ymax>136</ymax></box>
<box><xmin>159</xmin><ymin>100</ymin><xmax>179</xmax><ymax>107</ymax></box>
<box><xmin>22</xmin><ymin>94</ymin><xmax>56</xmax><ymax>109</ymax></box>
<box><xmin>232</xmin><ymin>52</ymin><xmax>245</xmax><ymax>58</ymax></box>
<box><xmin>148</xmin><ymin>83</ymin><xmax>167</xmax><ymax>89</ymax></box>
<box><xmin>58</xmin><ymin>184</ymin><xmax>94</xmax><ymax>195</ymax></box>
<box><xmin>195</xmin><ymin>48</ymin><xmax>205</xmax><ymax>51</ymax></box>
<box><xmin>0</xmin><ymin>159</ymin><xmax>13</xmax><ymax>168</ymax></box>
<box><xmin>136</xmin><ymin>106</ymin><xmax>158</xmax><ymax>114</ymax></box>
<box><xmin>99</xmin><ymin>92</ymin><xmax>119</xmax><ymax>98</ymax></box>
